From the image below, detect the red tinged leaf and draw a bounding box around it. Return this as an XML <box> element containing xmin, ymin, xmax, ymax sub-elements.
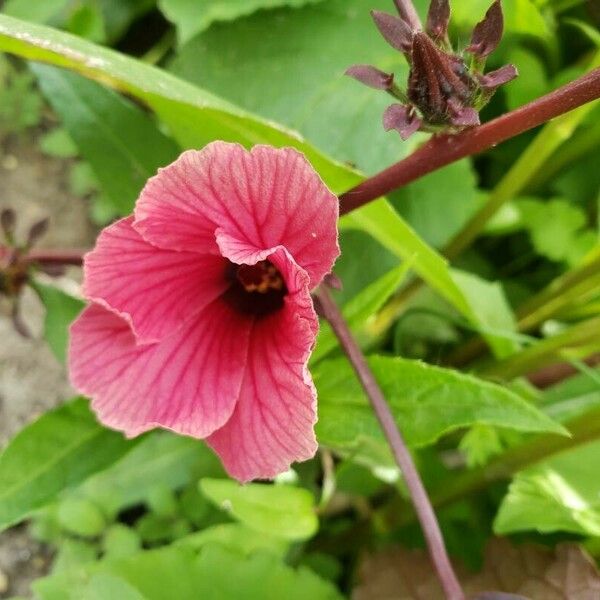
<box><xmin>0</xmin><ymin>208</ymin><xmax>16</xmax><ymax>238</ymax></box>
<box><xmin>383</xmin><ymin>104</ymin><xmax>422</xmax><ymax>139</ymax></box>
<box><xmin>426</xmin><ymin>0</ymin><xmax>451</xmax><ymax>40</ymax></box>
<box><xmin>478</xmin><ymin>64</ymin><xmax>518</xmax><ymax>90</ymax></box>
<box><xmin>26</xmin><ymin>217</ymin><xmax>49</xmax><ymax>247</ymax></box>
<box><xmin>393</xmin><ymin>0</ymin><xmax>422</xmax><ymax>31</ymax></box>
<box><xmin>371</xmin><ymin>11</ymin><xmax>414</xmax><ymax>53</ymax></box>
<box><xmin>447</xmin><ymin>98</ymin><xmax>480</xmax><ymax>127</ymax></box>
<box><xmin>467</xmin><ymin>0</ymin><xmax>504</xmax><ymax>58</ymax></box>
<box><xmin>346</xmin><ymin>65</ymin><xmax>394</xmax><ymax>90</ymax></box>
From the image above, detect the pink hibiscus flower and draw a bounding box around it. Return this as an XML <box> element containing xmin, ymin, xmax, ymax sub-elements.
<box><xmin>69</xmin><ymin>142</ymin><xmax>339</xmax><ymax>482</ymax></box>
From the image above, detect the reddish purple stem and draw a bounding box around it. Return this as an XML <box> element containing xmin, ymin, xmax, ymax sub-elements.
<box><xmin>26</xmin><ymin>248</ymin><xmax>86</xmax><ymax>266</ymax></box>
<box><xmin>316</xmin><ymin>286</ymin><xmax>465</xmax><ymax>600</ymax></box>
<box><xmin>339</xmin><ymin>67</ymin><xmax>600</xmax><ymax>214</ymax></box>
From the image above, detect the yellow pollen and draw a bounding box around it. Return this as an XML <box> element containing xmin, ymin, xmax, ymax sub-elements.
<box><xmin>243</xmin><ymin>270</ymin><xmax>284</xmax><ymax>294</ymax></box>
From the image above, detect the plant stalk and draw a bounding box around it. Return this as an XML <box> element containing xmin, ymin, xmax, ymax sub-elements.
<box><xmin>481</xmin><ymin>316</ymin><xmax>600</xmax><ymax>381</ymax></box>
<box><xmin>316</xmin><ymin>286</ymin><xmax>465</xmax><ymax>600</ymax></box>
<box><xmin>26</xmin><ymin>248</ymin><xmax>85</xmax><ymax>266</ymax></box>
<box><xmin>339</xmin><ymin>68</ymin><xmax>600</xmax><ymax>215</ymax></box>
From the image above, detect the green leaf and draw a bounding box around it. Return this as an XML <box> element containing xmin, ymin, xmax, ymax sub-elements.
<box><xmin>0</xmin><ymin>54</ymin><xmax>43</xmax><ymax>133</ymax></box>
<box><xmin>83</xmin><ymin>574</ymin><xmax>146</xmax><ymax>600</ymax></box>
<box><xmin>0</xmin><ymin>14</ymin><xmax>361</xmax><ymax>194</ymax></box>
<box><xmin>98</xmin><ymin>0</ymin><xmax>156</xmax><ymax>44</ymax></box>
<box><xmin>69</xmin><ymin>161</ymin><xmax>100</xmax><ymax>196</ymax></box>
<box><xmin>0</xmin><ymin>398</ymin><xmax>133</xmax><ymax>531</ymax></box>
<box><xmin>332</xmin><ymin>230</ymin><xmax>398</xmax><ymax>305</ymax></box>
<box><xmin>32</xmin><ymin>281</ymin><xmax>85</xmax><ymax>363</ymax></box>
<box><xmin>190</xmin><ymin>544</ymin><xmax>342</xmax><ymax>599</ymax></box>
<box><xmin>563</xmin><ymin>18</ymin><xmax>600</xmax><ymax>48</ymax></box>
<box><xmin>451</xmin><ymin>269</ymin><xmax>520</xmax><ymax>359</ymax></box>
<box><xmin>102</xmin><ymin>525</ymin><xmax>142</xmax><ymax>560</ymax></box>
<box><xmin>146</xmin><ymin>484</ymin><xmax>178</xmax><ymax>518</ymax></box>
<box><xmin>79</xmin><ymin>432</ymin><xmax>222</xmax><ymax>517</ymax></box>
<box><xmin>200</xmin><ymin>479</ymin><xmax>318</xmax><ymax>541</ymax></box>
<box><xmin>3</xmin><ymin>0</ymin><xmax>69</xmax><ymax>24</ymax></box>
<box><xmin>4</xmin><ymin>0</ymin><xmax>154</xmax><ymax>44</ymax></box>
<box><xmin>35</xmin><ymin>544</ymin><xmax>342</xmax><ymax>600</ymax></box>
<box><xmin>67</xmin><ymin>3</ymin><xmax>106</xmax><ymax>44</ymax></box>
<box><xmin>53</xmin><ymin>538</ymin><xmax>98</xmax><ymax>573</ymax></box>
<box><xmin>458</xmin><ymin>424</ymin><xmax>504</xmax><ymax>468</ymax></box>
<box><xmin>541</xmin><ymin>367</ymin><xmax>600</xmax><ymax>423</ymax></box>
<box><xmin>169</xmin><ymin>0</ymin><xmax>423</xmax><ymax>173</ymax></box>
<box><xmin>312</xmin><ymin>262</ymin><xmax>410</xmax><ymax>364</ymax></box>
<box><xmin>32</xmin><ymin>64</ymin><xmax>181</xmax><ymax>217</ymax></box>
<box><xmin>176</xmin><ymin>523</ymin><xmax>287</xmax><ymax>556</ymax></box>
<box><xmin>341</xmin><ymin>200</ymin><xmax>472</xmax><ymax>316</ymax></box>
<box><xmin>57</xmin><ymin>497</ymin><xmax>106</xmax><ymax>538</ymax></box>
<box><xmin>335</xmin><ymin>461</ymin><xmax>385</xmax><ymax>496</ymax></box>
<box><xmin>159</xmin><ymin>0</ymin><xmax>327</xmax><ymax>46</ymax></box>
<box><xmin>503</xmin><ymin>47</ymin><xmax>548</xmax><ymax>111</ymax></box>
<box><xmin>519</xmin><ymin>198</ymin><xmax>593</xmax><ymax>264</ymax></box>
<box><xmin>135</xmin><ymin>514</ymin><xmax>190</xmax><ymax>544</ymax></box>
<box><xmin>315</xmin><ymin>356</ymin><xmax>567</xmax><ymax>461</ymax></box>
<box><xmin>39</xmin><ymin>127</ymin><xmax>79</xmax><ymax>158</ymax></box>
<box><xmin>342</xmin><ymin>202</ymin><xmax>523</xmax><ymax>357</ymax></box>
<box><xmin>391</xmin><ymin>160</ymin><xmax>481</xmax><ymax>248</ymax></box>
<box><xmin>495</xmin><ymin>440</ymin><xmax>600</xmax><ymax>536</ymax></box>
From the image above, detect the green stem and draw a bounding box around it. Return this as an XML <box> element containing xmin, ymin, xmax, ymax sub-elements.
<box><xmin>481</xmin><ymin>316</ymin><xmax>600</xmax><ymax>380</ymax></box>
<box><xmin>517</xmin><ymin>272</ymin><xmax>600</xmax><ymax>332</ymax></box>
<box><xmin>516</xmin><ymin>248</ymin><xmax>600</xmax><ymax>327</ymax></box>
<box><xmin>381</xmin><ymin>405</ymin><xmax>600</xmax><ymax>529</ymax></box>
<box><xmin>443</xmin><ymin>97</ymin><xmax>599</xmax><ymax>260</ymax></box>
<box><xmin>526</xmin><ymin>117</ymin><xmax>600</xmax><ymax>190</ymax></box>
<box><xmin>432</xmin><ymin>406</ymin><xmax>600</xmax><ymax>509</ymax></box>
<box><xmin>551</xmin><ymin>0</ymin><xmax>587</xmax><ymax>13</ymax></box>
<box><xmin>447</xmin><ymin>249</ymin><xmax>600</xmax><ymax>367</ymax></box>
<box><xmin>141</xmin><ymin>29</ymin><xmax>175</xmax><ymax>65</ymax></box>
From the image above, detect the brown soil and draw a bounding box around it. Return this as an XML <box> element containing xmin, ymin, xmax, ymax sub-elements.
<box><xmin>0</xmin><ymin>132</ymin><xmax>96</xmax><ymax>598</ymax></box>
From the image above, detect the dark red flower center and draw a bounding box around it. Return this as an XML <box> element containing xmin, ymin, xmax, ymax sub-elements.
<box><xmin>223</xmin><ymin>259</ymin><xmax>288</xmax><ymax>317</ymax></box>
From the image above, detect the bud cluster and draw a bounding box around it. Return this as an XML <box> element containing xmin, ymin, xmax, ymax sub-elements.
<box><xmin>1</xmin><ymin>208</ymin><xmax>52</xmax><ymax>337</ymax></box>
<box><xmin>346</xmin><ymin>0</ymin><xmax>517</xmax><ymax>139</ymax></box>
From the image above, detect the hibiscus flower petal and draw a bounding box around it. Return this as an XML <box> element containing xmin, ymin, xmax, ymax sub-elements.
<box><xmin>207</xmin><ymin>252</ymin><xmax>318</xmax><ymax>482</ymax></box>
<box><xmin>69</xmin><ymin>300</ymin><xmax>251</xmax><ymax>438</ymax></box>
<box><xmin>83</xmin><ymin>217</ymin><xmax>228</xmax><ymax>344</ymax></box>
<box><xmin>134</xmin><ymin>142</ymin><xmax>339</xmax><ymax>287</ymax></box>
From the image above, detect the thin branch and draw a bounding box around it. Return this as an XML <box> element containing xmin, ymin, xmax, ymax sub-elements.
<box><xmin>26</xmin><ymin>248</ymin><xmax>85</xmax><ymax>267</ymax></box>
<box><xmin>339</xmin><ymin>68</ymin><xmax>600</xmax><ymax>215</ymax></box>
<box><xmin>527</xmin><ymin>354</ymin><xmax>600</xmax><ymax>389</ymax></box>
<box><xmin>315</xmin><ymin>286</ymin><xmax>465</xmax><ymax>600</ymax></box>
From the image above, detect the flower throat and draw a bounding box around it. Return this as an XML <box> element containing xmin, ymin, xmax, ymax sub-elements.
<box><xmin>223</xmin><ymin>260</ymin><xmax>288</xmax><ymax>317</ymax></box>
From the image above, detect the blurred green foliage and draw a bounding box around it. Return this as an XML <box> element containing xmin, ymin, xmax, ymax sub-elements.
<box><xmin>0</xmin><ymin>0</ymin><xmax>599</xmax><ymax>596</ymax></box>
